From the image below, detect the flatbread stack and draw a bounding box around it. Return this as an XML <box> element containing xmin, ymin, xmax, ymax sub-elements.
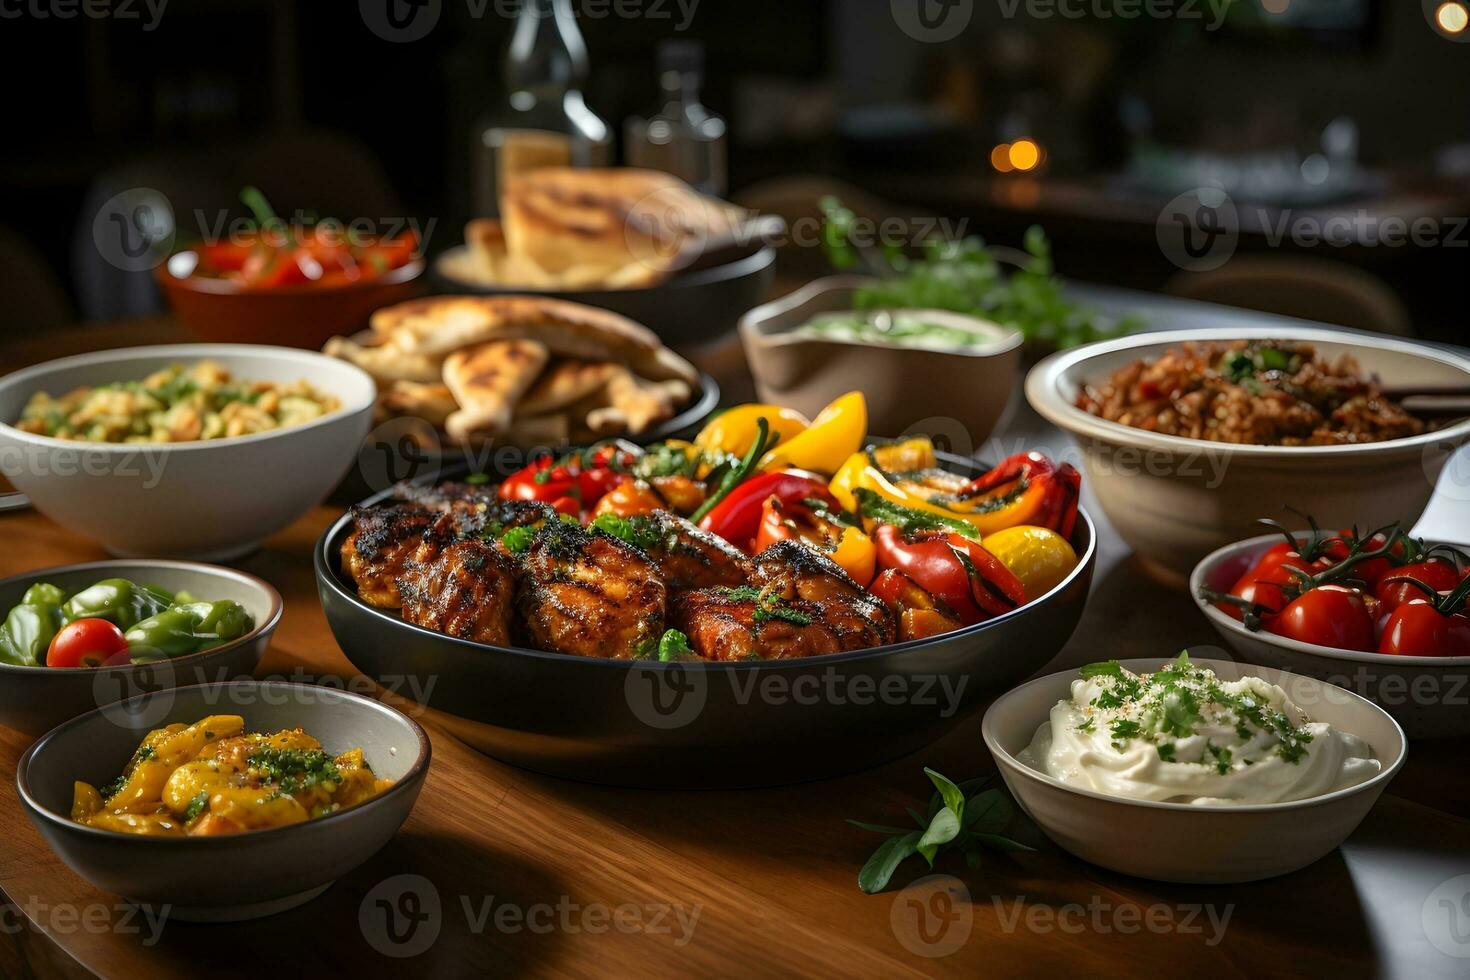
<box><xmin>324</xmin><ymin>295</ymin><xmax>699</xmax><ymax>446</ymax></box>
<box><xmin>456</xmin><ymin>167</ymin><xmax>751</xmax><ymax>290</ymax></box>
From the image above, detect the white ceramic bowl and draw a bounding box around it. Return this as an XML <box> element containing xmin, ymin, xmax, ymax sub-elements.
<box><xmin>1026</xmin><ymin>326</ymin><xmax>1470</xmax><ymax>584</ymax></box>
<box><xmin>982</xmin><ymin>657</ymin><xmax>1406</xmax><ymax>883</ymax></box>
<box><xmin>1192</xmin><ymin>533</ymin><xmax>1470</xmax><ymax>739</ymax></box>
<box><xmin>0</xmin><ymin>344</ymin><xmax>375</xmax><ymax>559</ymax></box>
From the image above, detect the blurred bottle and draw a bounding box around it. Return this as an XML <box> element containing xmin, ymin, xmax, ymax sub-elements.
<box><xmin>625</xmin><ymin>40</ymin><xmax>727</xmax><ymax>196</ymax></box>
<box><xmin>472</xmin><ymin>0</ymin><xmax>611</xmax><ymax>215</ymax></box>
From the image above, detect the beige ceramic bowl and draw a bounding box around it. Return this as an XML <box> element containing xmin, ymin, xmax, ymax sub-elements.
<box><xmin>740</xmin><ymin>276</ymin><xmax>1023</xmax><ymax>440</ymax></box>
<box><xmin>982</xmin><ymin>657</ymin><xmax>1406</xmax><ymax>884</ymax></box>
<box><xmin>1026</xmin><ymin>326</ymin><xmax>1470</xmax><ymax>584</ymax></box>
<box><xmin>1192</xmin><ymin>533</ymin><xmax>1470</xmax><ymax>739</ymax></box>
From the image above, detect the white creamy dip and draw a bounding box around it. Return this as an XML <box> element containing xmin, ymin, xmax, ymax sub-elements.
<box><xmin>1017</xmin><ymin>655</ymin><xmax>1380</xmax><ymax>806</ymax></box>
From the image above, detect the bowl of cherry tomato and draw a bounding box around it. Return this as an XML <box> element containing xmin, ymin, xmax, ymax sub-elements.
<box><xmin>1190</xmin><ymin>520</ymin><xmax>1470</xmax><ymax>738</ymax></box>
<box><xmin>156</xmin><ymin>189</ymin><xmax>424</xmax><ymax>350</ymax></box>
<box><xmin>0</xmin><ymin>560</ymin><xmax>281</xmax><ymax>736</ymax></box>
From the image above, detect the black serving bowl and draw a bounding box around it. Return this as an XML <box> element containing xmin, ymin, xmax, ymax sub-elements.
<box><xmin>18</xmin><ymin>681</ymin><xmax>430</xmax><ymax>922</ymax></box>
<box><xmin>431</xmin><ymin>244</ymin><xmax>777</xmax><ymax>347</ymax></box>
<box><xmin>0</xmin><ymin>561</ymin><xmax>281</xmax><ymax>736</ymax></box>
<box><xmin>340</xmin><ymin>372</ymin><xmax>720</xmax><ymax>502</ymax></box>
<box><xmin>315</xmin><ymin>454</ymin><xmax>1096</xmax><ymax>788</ymax></box>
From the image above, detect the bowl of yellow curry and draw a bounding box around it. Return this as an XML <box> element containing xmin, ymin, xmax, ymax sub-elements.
<box><xmin>17</xmin><ymin>681</ymin><xmax>429</xmax><ymax>921</ymax></box>
<box><xmin>0</xmin><ymin>344</ymin><xmax>375</xmax><ymax>560</ymax></box>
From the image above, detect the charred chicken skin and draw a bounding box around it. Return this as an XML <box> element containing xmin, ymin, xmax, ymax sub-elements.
<box><xmin>672</xmin><ymin>541</ymin><xmax>895</xmax><ymax>661</ymax></box>
<box><xmin>341</xmin><ymin>503</ymin><xmax>437</xmax><ymax>608</ymax></box>
<box><xmin>612</xmin><ymin>510</ymin><xmax>747</xmax><ymax>591</ymax></box>
<box><xmin>517</xmin><ymin>519</ymin><xmax>668</xmax><ymax>659</ymax></box>
<box><xmin>396</xmin><ymin>513</ymin><xmax>519</xmax><ymax>646</ymax></box>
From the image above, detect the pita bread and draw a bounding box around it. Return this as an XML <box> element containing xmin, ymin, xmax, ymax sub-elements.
<box><xmin>443</xmin><ymin>339</ymin><xmax>549</xmax><ymax>441</ymax></box>
<box><xmin>499</xmin><ymin>168</ymin><xmax>747</xmax><ymax>286</ymax></box>
<box><xmin>368</xmin><ymin>295</ymin><xmax>698</xmax><ymax>386</ymax></box>
<box><xmin>516</xmin><ymin>359</ymin><xmax>618</xmax><ymax>416</ymax></box>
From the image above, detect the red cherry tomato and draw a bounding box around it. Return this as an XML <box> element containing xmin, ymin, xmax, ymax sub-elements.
<box><xmin>1375</xmin><ymin>560</ymin><xmax>1463</xmax><ymax>614</ymax></box>
<box><xmin>1224</xmin><ymin>550</ymin><xmax>1324</xmax><ymax>619</ymax></box>
<box><xmin>47</xmin><ymin>618</ymin><xmax>130</xmax><ymax>669</ymax></box>
<box><xmin>1377</xmin><ymin>599</ymin><xmax>1470</xmax><ymax>657</ymax></box>
<box><xmin>549</xmin><ymin>495</ymin><xmax>581</xmax><ymax>518</ymax></box>
<box><xmin>1266</xmin><ymin>585</ymin><xmax>1377</xmax><ymax>652</ymax></box>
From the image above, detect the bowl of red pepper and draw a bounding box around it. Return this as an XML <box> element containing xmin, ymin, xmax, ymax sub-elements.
<box><xmin>156</xmin><ymin>188</ymin><xmax>425</xmax><ymax>350</ymax></box>
<box><xmin>1191</xmin><ymin>520</ymin><xmax>1470</xmax><ymax>739</ymax></box>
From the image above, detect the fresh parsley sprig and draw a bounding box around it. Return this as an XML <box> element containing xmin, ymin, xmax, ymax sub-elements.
<box><xmin>847</xmin><ymin>767</ymin><xmax>1034</xmax><ymax>894</ymax></box>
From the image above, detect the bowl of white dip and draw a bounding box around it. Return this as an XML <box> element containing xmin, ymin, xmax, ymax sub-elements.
<box><xmin>982</xmin><ymin>654</ymin><xmax>1406</xmax><ymax>883</ymax></box>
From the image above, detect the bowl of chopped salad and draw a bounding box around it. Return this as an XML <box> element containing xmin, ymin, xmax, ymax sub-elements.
<box><xmin>0</xmin><ymin>344</ymin><xmax>375</xmax><ymax>559</ymax></box>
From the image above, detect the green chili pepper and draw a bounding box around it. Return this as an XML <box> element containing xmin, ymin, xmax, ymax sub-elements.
<box><xmin>0</xmin><ymin>601</ymin><xmax>62</xmax><ymax>667</ymax></box>
<box><xmin>123</xmin><ymin>600</ymin><xmax>253</xmax><ymax>659</ymax></box>
<box><xmin>20</xmin><ymin>583</ymin><xmax>66</xmax><ymax>608</ymax></box>
<box><xmin>62</xmin><ymin>579</ymin><xmax>171</xmax><ymax>631</ymax></box>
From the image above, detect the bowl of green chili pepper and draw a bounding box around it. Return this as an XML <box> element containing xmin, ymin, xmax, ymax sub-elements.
<box><xmin>0</xmin><ymin>560</ymin><xmax>281</xmax><ymax>735</ymax></box>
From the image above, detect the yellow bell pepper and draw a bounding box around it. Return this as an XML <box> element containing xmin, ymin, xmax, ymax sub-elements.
<box><xmin>695</xmin><ymin>404</ymin><xmax>809</xmax><ymax>459</ymax></box>
<box><xmin>829</xmin><ymin>525</ymin><xmax>877</xmax><ymax>587</ymax></box>
<box><xmin>829</xmin><ymin>450</ymin><xmax>992</xmax><ymax>536</ymax></box>
<box><xmin>758</xmin><ymin>391</ymin><xmax>867</xmax><ymax>475</ymax></box>
<box><xmin>869</xmin><ymin>437</ymin><xmax>936</xmax><ymax>473</ymax></box>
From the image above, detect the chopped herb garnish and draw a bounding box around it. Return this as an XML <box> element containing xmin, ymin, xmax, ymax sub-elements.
<box><xmin>246</xmin><ymin>747</ymin><xmax>341</xmax><ymax>795</ymax></box>
<box><xmin>590</xmin><ymin>513</ymin><xmax>662</xmax><ymax>554</ymax></box>
<box><xmin>499</xmin><ymin>525</ymin><xmax>537</xmax><ymax>554</ymax></box>
<box><xmin>657</xmin><ymin>629</ymin><xmax>697</xmax><ymax>662</ymax></box>
<box><xmin>184</xmin><ymin>791</ymin><xmax>209</xmax><ymax>821</ymax></box>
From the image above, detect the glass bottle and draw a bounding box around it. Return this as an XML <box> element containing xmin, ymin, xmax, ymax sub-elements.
<box><xmin>472</xmin><ymin>0</ymin><xmax>612</xmax><ymax>216</ymax></box>
<box><xmin>624</xmin><ymin>40</ymin><xmax>727</xmax><ymax>196</ymax></box>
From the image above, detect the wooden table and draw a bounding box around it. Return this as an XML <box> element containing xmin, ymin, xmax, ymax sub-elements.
<box><xmin>1</xmin><ymin>322</ymin><xmax>1469</xmax><ymax>979</ymax></box>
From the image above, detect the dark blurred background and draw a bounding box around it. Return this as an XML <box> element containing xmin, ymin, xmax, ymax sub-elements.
<box><xmin>3</xmin><ymin>0</ymin><xmax>1470</xmax><ymax>340</ymax></box>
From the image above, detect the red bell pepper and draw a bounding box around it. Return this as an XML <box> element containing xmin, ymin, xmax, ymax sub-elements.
<box><xmin>871</xmin><ymin>525</ymin><xmax>1024</xmax><ymax>625</ymax></box>
<box><xmin>868</xmin><ymin>569</ymin><xmax>965</xmax><ymax>641</ymax></box>
<box><xmin>698</xmin><ymin>472</ymin><xmax>836</xmax><ymax>552</ymax></box>
<box><xmin>499</xmin><ymin>444</ymin><xmax>637</xmax><ymax>512</ymax></box>
<box><xmin>953</xmin><ymin>452</ymin><xmax>1081</xmax><ymax>538</ymax></box>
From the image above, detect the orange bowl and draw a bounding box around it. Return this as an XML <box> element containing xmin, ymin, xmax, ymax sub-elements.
<box><xmin>155</xmin><ymin>253</ymin><xmax>425</xmax><ymax>349</ymax></box>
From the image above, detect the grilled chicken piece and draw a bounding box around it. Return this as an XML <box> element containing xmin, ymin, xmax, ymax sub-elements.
<box><xmin>517</xmin><ymin>519</ymin><xmax>667</xmax><ymax>659</ymax></box>
<box><xmin>397</xmin><ymin>533</ymin><xmax>518</xmax><ymax>646</ymax></box>
<box><xmin>341</xmin><ymin>503</ymin><xmax>437</xmax><ymax>608</ymax></box>
<box><xmin>671</xmin><ymin>541</ymin><xmax>895</xmax><ymax>661</ymax></box>
<box><xmin>624</xmin><ymin>510</ymin><xmax>747</xmax><ymax>591</ymax></box>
